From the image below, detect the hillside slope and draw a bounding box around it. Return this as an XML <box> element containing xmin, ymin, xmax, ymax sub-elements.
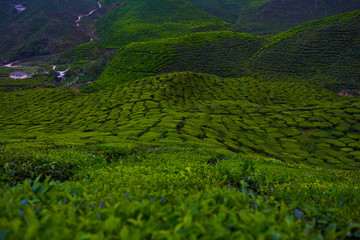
<box><xmin>0</xmin><ymin>1</ymin><xmax>17</xmax><ymax>24</ymax></box>
<box><xmin>94</xmin><ymin>0</ymin><xmax>228</xmax><ymax>48</ymax></box>
<box><xmin>56</xmin><ymin>0</ymin><xmax>229</xmax><ymax>64</ymax></box>
<box><xmin>86</xmin><ymin>31</ymin><xmax>265</xmax><ymax>91</ymax></box>
<box><xmin>249</xmin><ymin>10</ymin><xmax>360</xmax><ymax>90</ymax></box>
<box><xmin>1</xmin><ymin>72</ymin><xmax>359</xmax><ymax>167</ymax></box>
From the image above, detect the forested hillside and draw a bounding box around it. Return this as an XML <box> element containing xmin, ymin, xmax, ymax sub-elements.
<box><xmin>0</xmin><ymin>0</ymin><xmax>102</xmax><ymax>63</ymax></box>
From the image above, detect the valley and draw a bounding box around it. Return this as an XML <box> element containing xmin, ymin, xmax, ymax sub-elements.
<box><xmin>0</xmin><ymin>0</ymin><xmax>359</xmax><ymax>239</ymax></box>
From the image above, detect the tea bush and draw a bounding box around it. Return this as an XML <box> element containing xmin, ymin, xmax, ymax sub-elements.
<box><xmin>0</xmin><ymin>144</ymin><xmax>359</xmax><ymax>239</ymax></box>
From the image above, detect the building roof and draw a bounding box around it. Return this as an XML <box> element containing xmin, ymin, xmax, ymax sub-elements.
<box><xmin>10</xmin><ymin>72</ymin><xmax>27</xmax><ymax>76</ymax></box>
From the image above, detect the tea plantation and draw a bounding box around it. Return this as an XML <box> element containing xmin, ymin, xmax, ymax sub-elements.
<box><xmin>1</xmin><ymin>3</ymin><xmax>360</xmax><ymax>239</ymax></box>
<box><xmin>250</xmin><ymin>10</ymin><xmax>360</xmax><ymax>90</ymax></box>
<box><xmin>89</xmin><ymin>10</ymin><xmax>360</xmax><ymax>92</ymax></box>
<box><xmin>89</xmin><ymin>31</ymin><xmax>265</xmax><ymax>91</ymax></box>
<box><xmin>1</xmin><ymin>71</ymin><xmax>360</xmax><ymax>238</ymax></box>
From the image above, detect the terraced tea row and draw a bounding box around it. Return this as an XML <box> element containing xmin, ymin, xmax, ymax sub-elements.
<box><xmin>1</xmin><ymin>72</ymin><xmax>359</xmax><ymax>168</ymax></box>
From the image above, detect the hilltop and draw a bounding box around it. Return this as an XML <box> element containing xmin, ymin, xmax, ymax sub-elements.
<box><xmin>1</xmin><ymin>72</ymin><xmax>360</xmax><ymax>238</ymax></box>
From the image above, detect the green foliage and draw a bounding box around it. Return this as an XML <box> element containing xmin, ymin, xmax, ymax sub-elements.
<box><xmin>187</xmin><ymin>0</ymin><xmax>360</xmax><ymax>34</ymax></box>
<box><xmin>0</xmin><ymin>143</ymin><xmax>359</xmax><ymax>239</ymax></box>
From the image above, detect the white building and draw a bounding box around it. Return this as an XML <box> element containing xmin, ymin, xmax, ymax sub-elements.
<box><xmin>9</xmin><ymin>72</ymin><xmax>28</xmax><ymax>79</ymax></box>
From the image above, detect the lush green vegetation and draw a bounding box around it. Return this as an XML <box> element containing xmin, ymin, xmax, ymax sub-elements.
<box><xmin>94</xmin><ymin>0</ymin><xmax>228</xmax><ymax>48</ymax></box>
<box><xmin>89</xmin><ymin>10</ymin><xmax>360</xmax><ymax>92</ymax></box>
<box><xmin>0</xmin><ymin>67</ymin><xmax>54</xmax><ymax>91</ymax></box>
<box><xmin>1</xmin><ymin>142</ymin><xmax>359</xmax><ymax>239</ymax></box>
<box><xmin>86</xmin><ymin>31</ymin><xmax>265</xmax><ymax>91</ymax></box>
<box><xmin>55</xmin><ymin>0</ymin><xmax>229</xmax><ymax>66</ymax></box>
<box><xmin>1</xmin><ymin>72</ymin><xmax>360</xmax><ymax>167</ymax></box>
<box><xmin>0</xmin><ymin>70</ymin><xmax>360</xmax><ymax>238</ymax></box>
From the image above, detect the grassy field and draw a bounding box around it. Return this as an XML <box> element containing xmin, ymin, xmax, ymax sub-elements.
<box><xmin>1</xmin><ymin>142</ymin><xmax>359</xmax><ymax>239</ymax></box>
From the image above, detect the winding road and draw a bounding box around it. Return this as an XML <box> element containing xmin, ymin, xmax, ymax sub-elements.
<box><xmin>76</xmin><ymin>2</ymin><xmax>102</xmax><ymax>27</ymax></box>
<box><xmin>52</xmin><ymin>66</ymin><xmax>70</xmax><ymax>77</ymax></box>
<box><xmin>3</xmin><ymin>60</ymin><xmax>21</xmax><ymax>68</ymax></box>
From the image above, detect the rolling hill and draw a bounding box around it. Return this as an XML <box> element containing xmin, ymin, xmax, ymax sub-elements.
<box><xmin>86</xmin><ymin>10</ymin><xmax>360</xmax><ymax>92</ymax></box>
<box><xmin>86</xmin><ymin>31</ymin><xmax>265</xmax><ymax>91</ymax></box>
<box><xmin>249</xmin><ymin>9</ymin><xmax>360</xmax><ymax>90</ymax></box>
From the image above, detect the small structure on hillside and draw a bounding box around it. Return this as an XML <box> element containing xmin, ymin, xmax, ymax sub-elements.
<box><xmin>9</xmin><ymin>72</ymin><xmax>28</xmax><ymax>79</ymax></box>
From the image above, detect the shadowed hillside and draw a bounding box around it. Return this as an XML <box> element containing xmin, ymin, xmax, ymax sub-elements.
<box><xmin>0</xmin><ymin>0</ymin><xmax>17</xmax><ymax>24</ymax></box>
<box><xmin>186</xmin><ymin>0</ymin><xmax>360</xmax><ymax>33</ymax></box>
<box><xmin>0</xmin><ymin>0</ymin><xmax>103</xmax><ymax>63</ymax></box>
<box><xmin>249</xmin><ymin>10</ymin><xmax>360</xmax><ymax>90</ymax></box>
